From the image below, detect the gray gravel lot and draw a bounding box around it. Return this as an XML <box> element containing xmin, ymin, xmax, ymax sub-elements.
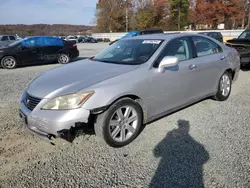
<box><xmin>0</xmin><ymin>43</ymin><xmax>249</xmax><ymax>188</ymax></box>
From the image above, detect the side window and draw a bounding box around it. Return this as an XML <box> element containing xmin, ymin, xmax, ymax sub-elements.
<box><xmin>9</xmin><ymin>36</ymin><xmax>16</xmax><ymax>40</ymax></box>
<box><xmin>154</xmin><ymin>37</ymin><xmax>192</xmax><ymax>67</ymax></box>
<box><xmin>22</xmin><ymin>38</ymin><xmax>43</xmax><ymax>47</ymax></box>
<box><xmin>43</xmin><ymin>37</ymin><xmax>63</xmax><ymax>47</ymax></box>
<box><xmin>193</xmin><ymin>36</ymin><xmax>222</xmax><ymax>57</ymax></box>
<box><xmin>1</xmin><ymin>36</ymin><xmax>9</xmax><ymax>41</ymax></box>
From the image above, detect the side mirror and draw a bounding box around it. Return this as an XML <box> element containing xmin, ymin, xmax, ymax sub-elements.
<box><xmin>158</xmin><ymin>56</ymin><xmax>179</xmax><ymax>73</ymax></box>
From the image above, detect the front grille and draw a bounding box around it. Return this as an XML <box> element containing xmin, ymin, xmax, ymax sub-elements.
<box><xmin>24</xmin><ymin>92</ymin><xmax>42</xmax><ymax>111</ymax></box>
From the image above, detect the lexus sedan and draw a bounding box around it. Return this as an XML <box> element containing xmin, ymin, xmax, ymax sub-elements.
<box><xmin>19</xmin><ymin>33</ymin><xmax>240</xmax><ymax>147</ymax></box>
<box><xmin>0</xmin><ymin>36</ymin><xmax>79</xmax><ymax>69</ymax></box>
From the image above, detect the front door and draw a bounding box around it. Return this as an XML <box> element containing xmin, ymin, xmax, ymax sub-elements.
<box><xmin>148</xmin><ymin>37</ymin><xmax>198</xmax><ymax>118</ymax></box>
<box><xmin>17</xmin><ymin>37</ymin><xmax>44</xmax><ymax>65</ymax></box>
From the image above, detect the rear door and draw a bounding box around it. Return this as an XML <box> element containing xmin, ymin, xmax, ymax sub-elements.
<box><xmin>43</xmin><ymin>37</ymin><xmax>63</xmax><ymax>62</ymax></box>
<box><xmin>190</xmin><ymin>36</ymin><xmax>226</xmax><ymax>97</ymax></box>
<box><xmin>17</xmin><ymin>37</ymin><xmax>44</xmax><ymax>65</ymax></box>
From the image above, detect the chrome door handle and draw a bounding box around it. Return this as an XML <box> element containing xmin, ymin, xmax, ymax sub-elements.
<box><xmin>220</xmin><ymin>56</ymin><xmax>225</xmax><ymax>60</ymax></box>
<box><xmin>188</xmin><ymin>64</ymin><xmax>197</xmax><ymax>70</ymax></box>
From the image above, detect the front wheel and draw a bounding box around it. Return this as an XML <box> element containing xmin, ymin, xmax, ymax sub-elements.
<box><xmin>1</xmin><ymin>56</ymin><xmax>17</xmax><ymax>69</ymax></box>
<box><xmin>58</xmin><ymin>53</ymin><xmax>70</xmax><ymax>64</ymax></box>
<box><xmin>94</xmin><ymin>98</ymin><xmax>143</xmax><ymax>147</ymax></box>
<box><xmin>213</xmin><ymin>71</ymin><xmax>232</xmax><ymax>101</ymax></box>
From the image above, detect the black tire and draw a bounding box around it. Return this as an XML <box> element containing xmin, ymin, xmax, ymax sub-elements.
<box><xmin>213</xmin><ymin>71</ymin><xmax>232</xmax><ymax>101</ymax></box>
<box><xmin>58</xmin><ymin>53</ymin><xmax>70</xmax><ymax>64</ymax></box>
<box><xmin>1</xmin><ymin>56</ymin><xmax>17</xmax><ymax>69</ymax></box>
<box><xmin>94</xmin><ymin>98</ymin><xmax>143</xmax><ymax>147</ymax></box>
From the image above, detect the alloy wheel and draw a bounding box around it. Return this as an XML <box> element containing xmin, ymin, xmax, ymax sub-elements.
<box><xmin>59</xmin><ymin>54</ymin><xmax>69</xmax><ymax>64</ymax></box>
<box><xmin>109</xmin><ymin>105</ymin><xmax>139</xmax><ymax>142</ymax></box>
<box><xmin>220</xmin><ymin>74</ymin><xmax>231</xmax><ymax>97</ymax></box>
<box><xmin>3</xmin><ymin>57</ymin><xmax>16</xmax><ymax>69</ymax></box>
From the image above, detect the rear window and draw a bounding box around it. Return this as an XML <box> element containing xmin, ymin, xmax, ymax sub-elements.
<box><xmin>9</xmin><ymin>36</ymin><xmax>16</xmax><ymax>40</ymax></box>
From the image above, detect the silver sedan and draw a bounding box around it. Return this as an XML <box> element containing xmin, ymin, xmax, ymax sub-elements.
<box><xmin>19</xmin><ymin>33</ymin><xmax>240</xmax><ymax>147</ymax></box>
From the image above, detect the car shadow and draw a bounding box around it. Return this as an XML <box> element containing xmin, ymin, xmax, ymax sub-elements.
<box><xmin>241</xmin><ymin>64</ymin><xmax>250</xmax><ymax>71</ymax></box>
<box><xmin>149</xmin><ymin>120</ymin><xmax>210</xmax><ymax>188</ymax></box>
<box><xmin>0</xmin><ymin>57</ymin><xmax>90</xmax><ymax>69</ymax></box>
<box><xmin>70</xmin><ymin>56</ymin><xmax>90</xmax><ymax>62</ymax></box>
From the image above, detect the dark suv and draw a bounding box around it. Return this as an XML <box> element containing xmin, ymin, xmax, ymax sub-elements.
<box><xmin>198</xmin><ymin>32</ymin><xmax>223</xmax><ymax>43</ymax></box>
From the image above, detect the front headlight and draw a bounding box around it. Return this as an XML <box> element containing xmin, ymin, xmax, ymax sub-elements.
<box><xmin>42</xmin><ymin>91</ymin><xmax>94</xmax><ymax>110</ymax></box>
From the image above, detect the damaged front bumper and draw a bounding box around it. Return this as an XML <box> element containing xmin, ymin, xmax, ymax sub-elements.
<box><xmin>19</xmin><ymin>97</ymin><xmax>90</xmax><ymax>143</ymax></box>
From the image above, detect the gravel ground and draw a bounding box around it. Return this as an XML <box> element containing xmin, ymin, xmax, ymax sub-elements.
<box><xmin>0</xmin><ymin>43</ymin><xmax>249</xmax><ymax>188</ymax></box>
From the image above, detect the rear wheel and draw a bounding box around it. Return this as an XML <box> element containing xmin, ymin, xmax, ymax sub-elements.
<box><xmin>213</xmin><ymin>71</ymin><xmax>232</xmax><ymax>101</ymax></box>
<box><xmin>1</xmin><ymin>56</ymin><xmax>17</xmax><ymax>69</ymax></box>
<box><xmin>58</xmin><ymin>53</ymin><xmax>70</xmax><ymax>64</ymax></box>
<box><xmin>94</xmin><ymin>98</ymin><xmax>143</xmax><ymax>147</ymax></box>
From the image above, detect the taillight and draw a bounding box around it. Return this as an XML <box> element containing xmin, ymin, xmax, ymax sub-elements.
<box><xmin>73</xmin><ymin>43</ymin><xmax>77</xmax><ymax>48</ymax></box>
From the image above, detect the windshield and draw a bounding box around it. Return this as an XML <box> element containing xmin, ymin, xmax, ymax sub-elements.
<box><xmin>93</xmin><ymin>39</ymin><xmax>163</xmax><ymax>65</ymax></box>
<box><xmin>238</xmin><ymin>30</ymin><xmax>250</xmax><ymax>39</ymax></box>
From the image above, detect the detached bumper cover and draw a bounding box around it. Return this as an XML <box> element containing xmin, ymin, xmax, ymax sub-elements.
<box><xmin>19</xmin><ymin>96</ymin><xmax>90</xmax><ymax>139</ymax></box>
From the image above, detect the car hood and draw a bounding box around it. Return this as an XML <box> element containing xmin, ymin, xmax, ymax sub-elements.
<box><xmin>27</xmin><ymin>59</ymin><xmax>139</xmax><ymax>98</ymax></box>
<box><xmin>226</xmin><ymin>38</ymin><xmax>250</xmax><ymax>46</ymax></box>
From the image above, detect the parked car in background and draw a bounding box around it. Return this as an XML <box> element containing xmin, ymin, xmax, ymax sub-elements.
<box><xmin>109</xmin><ymin>29</ymin><xmax>164</xmax><ymax>45</ymax></box>
<box><xmin>198</xmin><ymin>32</ymin><xmax>223</xmax><ymax>43</ymax></box>
<box><xmin>226</xmin><ymin>28</ymin><xmax>250</xmax><ymax>67</ymax></box>
<box><xmin>19</xmin><ymin>33</ymin><xmax>240</xmax><ymax>147</ymax></box>
<box><xmin>0</xmin><ymin>36</ymin><xmax>79</xmax><ymax>69</ymax></box>
<box><xmin>0</xmin><ymin>35</ymin><xmax>17</xmax><ymax>47</ymax></box>
<box><xmin>78</xmin><ymin>36</ymin><xmax>86</xmax><ymax>43</ymax></box>
<box><xmin>66</xmin><ymin>36</ymin><xmax>78</xmax><ymax>43</ymax></box>
<box><xmin>85</xmin><ymin>37</ymin><xmax>97</xmax><ymax>43</ymax></box>
<box><xmin>78</xmin><ymin>36</ymin><xmax>97</xmax><ymax>43</ymax></box>
<box><xmin>59</xmin><ymin>36</ymin><xmax>66</xmax><ymax>40</ymax></box>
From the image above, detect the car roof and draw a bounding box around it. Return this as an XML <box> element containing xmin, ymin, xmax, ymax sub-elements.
<box><xmin>123</xmin><ymin>33</ymin><xmax>200</xmax><ymax>40</ymax></box>
<box><xmin>25</xmin><ymin>36</ymin><xmax>59</xmax><ymax>39</ymax></box>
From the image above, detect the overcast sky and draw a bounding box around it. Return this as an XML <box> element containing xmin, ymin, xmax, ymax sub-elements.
<box><xmin>0</xmin><ymin>0</ymin><xmax>98</xmax><ymax>25</ymax></box>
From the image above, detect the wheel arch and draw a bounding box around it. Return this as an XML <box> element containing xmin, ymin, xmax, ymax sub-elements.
<box><xmin>91</xmin><ymin>94</ymin><xmax>148</xmax><ymax>124</ymax></box>
<box><xmin>225</xmin><ymin>68</ymin><xmax>235</xmax><ymax>80</ymax></box>
<box><xmin>1</xmin><ymin>55</ymin><xmax>19</xmax><ymax>63</ymax></box>
<box><xmin>0</xmin><ymin>55</ymin><xmax>19</xmax><ymax>68</ymax></box>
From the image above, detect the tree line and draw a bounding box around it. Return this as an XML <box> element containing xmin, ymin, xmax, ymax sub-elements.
<box><xmin>0</xmin><ymin>24</ymin><xmax>93</xmax><ymax>37</ymax></box>
<box><xmin>95</xmin><ymin>0</ymin><xmax>250</xmax><ymax>32</ymax></box>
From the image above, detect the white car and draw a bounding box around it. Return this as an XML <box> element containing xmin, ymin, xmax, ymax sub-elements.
<box><xmin>66</xmin><ymin>36</ymin><xmax>78</xmax><ymax>43</ymax></box>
